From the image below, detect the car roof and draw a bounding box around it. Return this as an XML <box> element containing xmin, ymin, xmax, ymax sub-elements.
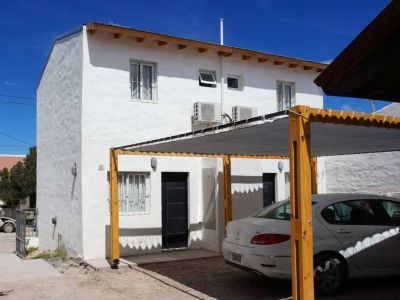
<box><xmin>312</xmin><ymin>193</ymin><xmax>400</xmax><ymax>203</ymax></box>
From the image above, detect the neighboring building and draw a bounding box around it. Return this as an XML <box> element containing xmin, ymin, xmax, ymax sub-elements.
<box><xmin>0</xmin><ymin>154</ymin><xmax>30</xmax><ymax>209</ymax></box>
<box><xmin>0</xmin><ymin>154</ymin><xmax>25</xmax><ymax>171</ymax></box>
<box><xmin>325</xmin><ymin>103</ymin><xmax>400</xmax><ymax>196</ymax></box>
<box><xmin>37</xmin><ymin>23</ymin><xmax>326</xmax><ymax>259</ymax></box>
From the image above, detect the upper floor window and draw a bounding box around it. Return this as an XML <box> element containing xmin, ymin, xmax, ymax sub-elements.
<box><xmin>277</xmin><ymin>81</ymin><xmax>295</xmax><ymax>111</ymax></box>
<box><xmin>130</xmin><ymin>61</ymin><xmax>157</xmax><ymax>102</ymax></box>
<box><xmin>199</xmin><ymin>70</ymin><xmax>217</xmax><ymax>88</ymax></box>
<box><xmin>227</xmin><ymin>75</ymin><xmax>243</xmax><ymax>91</ymax></box>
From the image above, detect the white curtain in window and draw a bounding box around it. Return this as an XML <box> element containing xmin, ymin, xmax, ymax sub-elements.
<box><xmin>277</xmin><ymin>82</ymin><xmax>294</xmax><ymax>111</ymax></box>
<box><xmin>116</xmin><ymin>173</ymin><xmax>150</xmax><ymax>215</ymax></box>
<box><xmin>142</xmin><ymin>64</ymin><xmax>153</xmax><ymax>101</ymax></box>
<box><xmin>284</xmin><ymin>84</ymin><xmax>292</xmax><ymax>109</ymax></box>
<box><xmin>118</xmin><ymin>174</ymin><xmax>127</xmax><ymax>214</ymax></box>
<box><xmin>131</xmin><ymin>63</ymin><xmax>140</xmax><ymax>99</ymax></box>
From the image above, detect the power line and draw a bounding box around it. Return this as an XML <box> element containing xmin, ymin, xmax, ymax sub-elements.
<box><xmin>0</xmin><ymin>93</ymin><xmax>35</xmax><ymax>100</ymax></box>
<box><xmin>0</xmin><ymin>131</ymin><xmax>34</xmax><ymax>146</ymax></box>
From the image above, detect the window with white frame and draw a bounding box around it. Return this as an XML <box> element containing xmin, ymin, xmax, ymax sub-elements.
<box><xmin>277</xmin><ymin>81</ymin><xmax>295</xmax><ymax>111</ymax></box>
<box><xmin>118</xmin><ymin>172</ymin><xmax>151</xmax><ymax>215</ymax></box>
<box><xmin>130</xmin><ymin>61</ymin><xmax>157</xmax><ymax>102</ymax></box>
<box><xmin>227</xmin><ymin>75</ymin><xmax>242</xmax><ymax>90</ymax></box>
<box><xmin>199</xmin><ymin>70</ymin><xmax>217</xmax><ymax>88</ymax></box>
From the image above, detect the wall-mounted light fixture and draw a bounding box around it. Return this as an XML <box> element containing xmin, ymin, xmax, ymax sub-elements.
<box><xmin>151</xmin><ymin>157</ymin><xmax>157</xmax><ymax>171</ymax></box>
<box><xmin>71</xmin><ymin>163</ymin><xmax>77</xmax><ymax>176</ymax></box>
<box><xmin>278</xmin><ymin>161</ymin><xmax>284</xmax><ymax>173</ymax></box>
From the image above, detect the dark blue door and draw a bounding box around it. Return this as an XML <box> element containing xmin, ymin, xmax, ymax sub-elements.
<box><xmin>162</xmin><ymin>173</ymin><xmax>188</xmax><ymax>249</ymax></box>
<box><xmin>263</xmin><ymin>173</ymin><xmax>276</xmax><ymax>207</ymax></box>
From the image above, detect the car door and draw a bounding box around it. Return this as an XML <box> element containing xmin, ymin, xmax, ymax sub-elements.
<box><xmin>320</xmin><ymin>199</ymin><xmax>399</xmax><ymax>274</ymax></box>
<box><xmin>321</xmin><ymin>199</ymin><xmax>388</xmax><ymax>272</ymax></box>
<box><xmin>376</xmin><ymin>199</ymin><xmax>400</xmax><ymax>271</ymax></box>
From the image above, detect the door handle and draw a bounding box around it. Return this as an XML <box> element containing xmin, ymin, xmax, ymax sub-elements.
<box><xmin>337</xmin><ymin>229</ymin><xmax>351</xmax><ymax>234</ymax></box>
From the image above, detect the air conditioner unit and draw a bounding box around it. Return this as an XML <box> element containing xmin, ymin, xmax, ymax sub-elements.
<box><xmin>193</xmin><ymin>102</ymin><xmax>221</xmax><ymax>123</ymax></box>
<box><xmin>232</xmin><ymin>106</ymin><xmax>258</xmax><ymax>122</ymax></box>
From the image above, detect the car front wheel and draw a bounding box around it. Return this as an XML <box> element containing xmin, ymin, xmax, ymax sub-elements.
<box><xmin>3</xmin><ymin>223</ymin><xmax>15</xmax><ymax>233</ymax></box>
<box><xmin>314</xmin><ymin>254</ymin><xmax>346</xmax><ymax>296</ymax></box>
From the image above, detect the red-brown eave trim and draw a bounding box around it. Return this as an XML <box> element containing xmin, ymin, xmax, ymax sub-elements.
<box><xmin>86</xmin><ymin>22</ymin><xmax>327</xmax><ymax>72</ymax></box>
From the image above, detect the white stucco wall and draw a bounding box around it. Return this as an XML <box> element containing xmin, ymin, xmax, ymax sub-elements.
<box><xmin>78</xmin><ymin>28</ymin><xmax>324</xmax><ymax>259</ymax></box>
<box><xmin>37</xmin><ymin>32</ymin><xmax>83</xmax><ymax>256</ymax></box>
<box><xmin>325</xmin><ymin>104</ymin><xmax>400</xmax><ymax>196</ymax></box>
<box><xmin>37</xmin><ymin>26</ymin><xmax>324</xmax><ymax>259</ymax></box>
<box><xmin>325</xmin><ymin>152</ymin><xmax>400</xmax><ymax>195</ymax></box>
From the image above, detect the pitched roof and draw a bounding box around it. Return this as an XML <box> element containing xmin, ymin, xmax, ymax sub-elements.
<box><xmin>0</xmin><ymin>155</ymin><xmax>25</xmax><ymax>171</ymax></box>
<box><xmin>86</xmin><ymin>22</ymin><xmax>327</xmax><ymax>72</ymax></box>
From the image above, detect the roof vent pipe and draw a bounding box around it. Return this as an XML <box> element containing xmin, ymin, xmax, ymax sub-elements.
<box><xmin>220</xmin><ymin>18</ymin><xmax>224</xmax><ymax>45</ymax></box>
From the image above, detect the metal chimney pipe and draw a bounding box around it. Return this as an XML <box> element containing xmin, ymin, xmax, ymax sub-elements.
<box><xmin>220</xmin><ymin>18</ymin><xmax>224</xmax><ymax>45</ymax></box>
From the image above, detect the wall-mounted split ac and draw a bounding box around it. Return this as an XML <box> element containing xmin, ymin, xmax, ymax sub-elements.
<box><xmin>193</xmin><ymin>102</ymin><xmax>221</xmax><ymax>123</ymax></box>
<box><xmin>232</xmin><ymin>106</ymin><xmax>258</xmax><ymax>122</ymax></box>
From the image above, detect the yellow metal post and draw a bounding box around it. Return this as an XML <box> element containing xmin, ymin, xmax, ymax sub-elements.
<box><xmin>109</xmin><ymin>149</ymin><xmax>120</xmax><ymax>268</ymax></box>
<box><xmin>288</xmin><ymin>106</ymin><xmax>314</xmax><ymax>300</ymax></box>
<box><xmin>311</xmin><ymin>157</ymin><xmax>318</xmax><ymax>194</ymax></box>
<box><xmin>223</xmin><ymin>155</ymin><xmax>232</xmax><ymax>227</ymax></box>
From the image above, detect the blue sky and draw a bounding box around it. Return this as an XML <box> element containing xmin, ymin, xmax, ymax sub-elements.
<box><xmin>0</xmin><ymin>0</ymin><xmax>391</xmax><ymax>154</ymax></box>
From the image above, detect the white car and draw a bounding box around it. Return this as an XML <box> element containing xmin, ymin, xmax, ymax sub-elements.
<box><xmin>223</xmin><ymin>193</ymin><xmax>400</xmax><ymax>295</ymax></box>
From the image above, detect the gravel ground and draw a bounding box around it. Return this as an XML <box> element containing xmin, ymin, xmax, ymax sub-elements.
<box><xmin>1</xmin><ymin>260</ymin><xmax>198</xmax><ymax>300</ymax></box>
<box><xmin>1</xmin><ymin>230</ymin><xmax>399</xmax><ymax>300</ymax></box>
<box><xmin>143</xmin><ymin>256</ymin><xmax>400</xmax><ymax>300</ymax></box>
<box><xmin>0</xmin><ymin>233</ymin><xmax>15</xmax><ymax>254</ymax></box>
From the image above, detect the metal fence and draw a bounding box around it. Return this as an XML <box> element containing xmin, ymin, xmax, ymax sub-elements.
<box><xmin>15</xmin><ymin>208</ymin><xmax>37</xmax><ymax>257</ymax></box>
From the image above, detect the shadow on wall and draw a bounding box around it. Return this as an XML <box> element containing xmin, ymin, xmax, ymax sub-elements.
<box><xmin>231</xmin><ymin>175</ymin><xmax>263</xmax><ymax>220</ymax></box>
<box><xmin>105</xmin><ymin>224</ymin><xmax>203</xmax><ymax>258</ymax></box>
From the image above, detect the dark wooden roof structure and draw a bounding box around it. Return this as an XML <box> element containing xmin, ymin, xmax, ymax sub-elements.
<box><xmin>314</xmin><ymin>0</ymin><xmax>400</xmax><ymax>102</ymax></box>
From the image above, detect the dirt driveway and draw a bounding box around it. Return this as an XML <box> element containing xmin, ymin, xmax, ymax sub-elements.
<box><xmin>0</xmin><ymin>233</ymin><xmax>15</xmax><ymax>254</ymax></box>
<box><xmin>0</xmin><ymin>232</ymin><xmax>15</xmax><ymax>253</ymax></box>
<box><xmin>143</xmin><ymin>256</ymin><xmax>400</xmax><ymax>300</ymax></box>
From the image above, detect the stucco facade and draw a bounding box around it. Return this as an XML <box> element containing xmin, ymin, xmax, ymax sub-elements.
<box><xmin>37</xmin><ymin>24</ymin><xmax>324</xmax><ymax>259</ymax></box>
<box><xmin>37</xmin><ymin>32</ymin><xmax>83</xmax><ymax>257</ymax></box>
<box><xmin>325</xmin><ymin>103</ymin><xmax>400</xmax><ymax>197</ymax></box>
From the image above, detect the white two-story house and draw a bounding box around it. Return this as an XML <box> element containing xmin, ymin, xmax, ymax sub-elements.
<box><xmin>37</xmin><ymin>22</ymin><xmax>326</xmax><ymax>260</ymax></box>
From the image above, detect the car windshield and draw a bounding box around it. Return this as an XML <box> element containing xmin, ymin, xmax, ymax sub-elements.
<box><xmin>254</xmin><ymin>200</ymin><xmax>316</xmax><ymax>221</ymax></box>
<box><xmin>254</xmin><ymin>201</ymin><xmax>291</xmax><ymax>220</ymax></box>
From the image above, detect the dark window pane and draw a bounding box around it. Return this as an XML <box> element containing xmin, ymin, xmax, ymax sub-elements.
<box><xmin>227</xmin><ymin>77</ymin><xmax>239</xmax><ymax>89</ymax></box>
<box><xmin>200</xmin><ymin>72</ymin><xmax>215</xmax><ymax>82</ymax></box>
<box><xmin>321</xmin><ymin>199</ymin><xmax>393</xmax><ymax>226</ymax></box>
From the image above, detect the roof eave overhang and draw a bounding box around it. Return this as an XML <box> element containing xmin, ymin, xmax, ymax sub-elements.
<box><xmin>85</xmin><ymin>22</ymin><xmax>327</xmax><ymax>72</ymax></box>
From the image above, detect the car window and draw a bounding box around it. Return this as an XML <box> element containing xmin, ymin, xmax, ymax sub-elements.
<box><xmin>382</xmin><ymin>200</ymin><xmax>400</xmax><ymax>226</ymax></box>
<box><xmin>255</xmin><ymin>201</ymin><xmax>291</xmax><ymax>220</ymax></box>
<box><xmin>321</xmin><ymin>199</ymin><xmax>393</xmax><ymax>226</ymax></box>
